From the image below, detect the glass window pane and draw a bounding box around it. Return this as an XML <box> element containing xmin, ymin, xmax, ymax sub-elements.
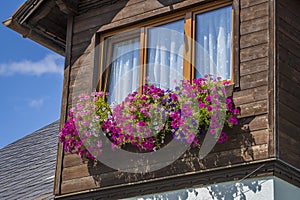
<box><xmin>106</xmin><ymin>31</ymin><xmax>140</xmax><ymax>104</ymax></box>
<box><xmin>195</xmin><ymin>6</ymin><xmax>232</xmax><ymax>80</ymax></box>
<box><xmin>146</xmin><ymin>20</ymin><xmax>184</xmax><ymax>90</ymax></box>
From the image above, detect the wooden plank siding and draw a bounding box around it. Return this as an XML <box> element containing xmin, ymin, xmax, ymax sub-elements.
<box><xmin>54</xmin><ymin>14</ymin><xmax>74</xmax><ymax>195</ymax></box>
<box><xmin>56</xmin><ymin>0</ymin><xmax>276</xmax><ymax>197</ymax></box>
<box><xmin>277</xmin><ymin>0</ymin><xmax>300</xmax><ymax>169</ymax></box>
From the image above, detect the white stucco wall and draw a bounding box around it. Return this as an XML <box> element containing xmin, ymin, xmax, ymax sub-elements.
<box><xmin>274</xmin><ymin>177</ymin><xmax>300</xmax><ymax>200</ymax></box>
<box><xmin>123</xmin><ymin>176</ymin><xmax>300</xmax><ymax>200</ymax></box>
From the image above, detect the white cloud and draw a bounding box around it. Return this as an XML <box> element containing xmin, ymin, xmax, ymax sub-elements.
<box><xmin>29</xmin><ymin>98</ymin><xmax>45</xmax><ymax>109</ymax></box>
<box><xmin>0</xmin><ymin>54</ymin><xmax>64</xmax><ymax>76</ymax></box>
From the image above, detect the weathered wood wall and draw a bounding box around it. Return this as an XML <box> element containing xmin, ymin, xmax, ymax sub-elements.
<box><xmin>277</xmin><ymin>0</ymin><xmax>300</xmax><ymax>169</ymax></box>
<box><xmin>57</xmin><ymin>0</ymin><xmax>276</xmax><ymax>197</ymax></box>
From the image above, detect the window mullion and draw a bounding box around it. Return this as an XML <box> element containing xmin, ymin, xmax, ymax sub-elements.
<box><xmin>232</xmin><ymin>2</ymin><xmax>239</xmax><ymax>87</ymax></box>
<box><xmin>183</xmin><ymin>12</ymin><xmax>193</xmax><ymax>82</ymax></box>
<box><xmin>138</xmin><ymin>27</ymin><xmax>147</xmax><ymax>94</ymax></box>
<box><xmin>97</xmin><ymin>37</ymin><xmax>105</xmax><ymax>92</ymax></box>
<box><xmin>102</xmin><ymin>41</ymin><xmax>113</xmax><ymax>94</ymax></box>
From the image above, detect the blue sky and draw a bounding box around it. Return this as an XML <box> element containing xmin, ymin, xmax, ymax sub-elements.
<box><xmin>0</xmin><ymin>1</ymin><xmax>64</xmax><ymax>148</ymax></box>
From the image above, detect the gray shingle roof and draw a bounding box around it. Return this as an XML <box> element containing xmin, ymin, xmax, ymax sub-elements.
<box><xmin>0</xmin><ymin>120</ymin><xmax>60</xmax><ymax>200</ymax></box>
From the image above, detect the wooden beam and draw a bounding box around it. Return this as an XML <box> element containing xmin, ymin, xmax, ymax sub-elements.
<box><xmin>29</xmin><ymin>1</ymin><xmax>57</xmax><ymax>25</ymax></box>
<box><xmin>54</xmin><ymin>14</ymin><xmax>74</xmax><ymax>195</ymax></box>
<box><xmin>56</xmin><ymin>0</ymin><xmax>79</xmax><ymax>15</ymax></box>
<box><xmin>54</xmin><ymin>159</ymin><xmax>300</xmax><ymax>199</ymax></box>
<box><xmin>268</xmin><ymin>0</ymin><xmax>276</xmax><ymax>158</ymax></box>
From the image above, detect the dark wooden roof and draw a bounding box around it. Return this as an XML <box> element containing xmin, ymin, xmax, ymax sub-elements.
<box><xmin>0</xmin><ymin>121</ymin><xmax>59</xmax><ymax>200</ymax></box>
<box><xmin>3</xmin><ymin>0</ymin><xmax>68</xmax><ymax>56</ymax></box>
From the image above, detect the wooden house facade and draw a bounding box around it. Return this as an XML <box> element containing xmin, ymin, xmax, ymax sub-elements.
<box><xmin>4</xmin><ymin>0</ymin><xmax>300</xmax><ymax>199</ymax></box>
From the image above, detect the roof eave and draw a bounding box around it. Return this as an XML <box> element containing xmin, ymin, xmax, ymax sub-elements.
<box><xmin>3</xmin><ymin>18</ymin><xmax>65</xmax><ymax>56</ymax></box>
<box><xmin>3</xmin><ymin>0</ymin><xmax>66</xmax><ymax>56</ymax></box>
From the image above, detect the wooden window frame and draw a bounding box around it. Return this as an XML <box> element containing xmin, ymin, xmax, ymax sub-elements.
<box><xmin>97</xmin><ymin>0</ymin><xmax>238</xmax><ymax>96</ymax></box>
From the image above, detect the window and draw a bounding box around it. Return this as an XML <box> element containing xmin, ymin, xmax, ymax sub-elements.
<box><xmin>99</xmin><ymin>3</ymin><xmax>233</xmax><ymax>104</ymax></box>
<box><xmin>103</xmin><ymin>30</ymin><xmax>141</xmax><ymax>104</ymax></box>
<box><xmin>147</xmin><ymin>20</ymin><xmax>184</xmax><ymax>90</ymax></box>
<box><xmin>195</xmin><ymin>6</ymin><xmax>233</xmax><ymax>80</ymax></box>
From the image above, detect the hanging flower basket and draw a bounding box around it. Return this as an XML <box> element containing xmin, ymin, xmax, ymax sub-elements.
<box><xmin>59</xmin><ymin>76</ymin><xmax>240</xmax><ymax>162</ymax></box>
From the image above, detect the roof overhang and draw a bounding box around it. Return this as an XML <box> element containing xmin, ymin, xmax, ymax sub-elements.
<box><xmin>3</xmin><ymin>0</ymin><xmax>78</xmax><ymax>56</ymax></box>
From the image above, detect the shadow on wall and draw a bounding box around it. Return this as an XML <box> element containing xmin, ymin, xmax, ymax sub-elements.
<box><xmin>127</xmin><ymin>177</ymin><xmax>268</xmax><ymax>200</ymax></box>
<box><xmin>157</xmin><ymin>0</ymin><xmax>186</xmax><ymax>10</ymax></box>
<box><xmin>205</xmin><ymin>178</ymin><xmax>263</xmax><ymax>200</ymax></box>
<box><xmin>86</xmin><ymin>114</ymin><xmax>259</xmax><ymax>197</ymax></box>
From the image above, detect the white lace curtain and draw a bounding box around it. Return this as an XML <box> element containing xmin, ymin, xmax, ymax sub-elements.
<box><xmin>108</xmin><ymin>37</ymin><xmax>140</xmax><ymax>104</ymax></box>
<box><xmin>146</xmin><ymin>20</ymin><xmax>184</xmax><ymax>90</ymax></box>
<box><xmin>195</xmin><ymin>6</ymin><xmax>232</xmax><ymax>80</ymax></box>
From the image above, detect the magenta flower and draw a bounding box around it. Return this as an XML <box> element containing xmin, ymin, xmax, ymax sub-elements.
<box><xmin>76</xmin><ymin>103</ymin><xmax>83</xmax><ymax>111</ymax></box>
<box><xmin>130</xmin><ymin>106</ymin><xmax>136</xmax><ymax>111</ymax></box>
<box><xmin>81</xmin><ymin>121</ymin><xmax>90</xmax><ymax>127</ymax></box>
<box><xmin>217</xmin><ymin>132</ymin><xmax>228</xmax><ymax>143</ymax></box>
<box><xmin>207</xmin><ymin>105</ymin><xmax>213</xmax><ymax>112</ymax></box>
<box><xmin>233</xmin><ymin>108</ymin><xmax>241</xmax><ymax>115</ymax></box>
<box><xmin>229</xmin><ymin>117</ymin><xmax>238</xmax><ymax>125</ymax></box>
<box><xmin>226</xmin><ymin>98</ymin><xmax>232</xmax><ymax>104</ymax></box>
<box><xmin>84</xmin><ymin>130</ymin><xmax>91</xmax><ymax>137</ymax></box>
<box><xmin>182</xmin><ymin>104</ymin><xmax>192</xmax><ymax>117</ymax></box>
<box><xmin>198</xmin><ymin>103</ymin><xmax>205</xmax><ymax>108</ymax></box>
<box><xmin>210</xmin><ymin>129</ymin><xmax>216</xmax><ymax>135</ymax></box>
<box><xmin>187</xmin><ymin>133</ymin><xmax>195</xmax><ymax>143</ymax></box>
<box><xmin>136</xmin><ymin>121</ymin><xmax>147</xmax><ymax>127</ymax></box>
<box><xmin>206</xmin><ymin>95</ymin><xmax>212</xmax><ymax>102</ymax></box>
<box><xmin>171</xmin><ymin>93</ymin><xmax>178</xmax><ymax>101</ymax></box>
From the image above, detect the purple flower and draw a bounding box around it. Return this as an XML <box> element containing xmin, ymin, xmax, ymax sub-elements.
<box><xmin>171</xmin><ymin>93</ymin><xmax>178</xmax><ymax>101</ymax></box>
<box><xmin>136</xmin><ymin>121</ymin><xmax>147</xmax><ymax>127</ymax></box>
<box><xmin>217</xmin><ymin>132</ymin><xmax>228</xmax><ymax>143</ymax></box>
<box><xmin>141</xmin><ymin>95</ymin><xmax>148</xmax><ymax>101</ymax></box>
<box><xmin>229</xmin><ymin>117</ymin><xmax>238</xmax><ymax>125</ymax></box>
<box><xmin>191</xmin><ymin>119</ymin><xmax>197</xmax><ymax>126</ymax></box>
<box><xmin>206</xmin><ymin>95</ymin><xmax>212</xmax><ymax>102</ymax></box>
<box><xmin>182</xmin><ymin>104</ymin><xmax>192</xmax><ymax>117</ymax></box>
<box><xmin>140</xmin><ymin>108</ymin><xmax>146</xmax><ymax>113</ymax></box>
<box><xmin>210</xmin><ymin>129</ymin><xmax>216</xmax><ymax>135</ymax></box>
<box><xmin>198</xmin><ymin>103</ymin><xmax>205</xmax><ymax>108</ymax></box>
<box><xmin>207</xmin><ymin>105</ymin><xmax>213</xmax><ymax>112</ymax></box>
<box><xmin>226</xmin><ymin>97</ymin><xmax>232</xmax><ymax>104</ymax></box>
<box><xmin>84</xmin><ymin>130</ymin><xmax>91</xmax><ymax>137</ymax></box>
<box><xmin>76</xmin><ymin>103</ymin><xmax>83</xmax><ymax>111</ymax></box>
<box><xmin>130</xmin><ymin>106</ymin><xmax>136</xmax><ymax>111</ymax></box>
<box><xmin>81</xmin><ymin>121</ymin><xmax>90</xmax><ymax>127</ymax></box>
<box><xmin>187</xmin><ymin>133</ymin><xmax>195</xmax><ymax>143</ymax></box>
<box><xmin>233</xmin><ymin>109</ymin><xmax>240</xmax><ymax>115</ymax></box>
